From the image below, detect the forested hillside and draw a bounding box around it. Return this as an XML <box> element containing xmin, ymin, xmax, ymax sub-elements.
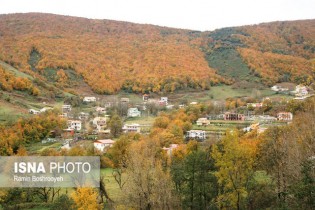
<box><xmin>0</xmin><ymin>13</ymin><xmax>314</xmax><ymax>94</ymax></box>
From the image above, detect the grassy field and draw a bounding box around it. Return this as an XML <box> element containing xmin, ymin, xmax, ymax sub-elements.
<box><xmin>26</xmin><ymin>141</ymin><xmax>63</xmax><ymax>154</ymax></box>
<box><xmin>0</xmin><ymin>60</ymin><xmax>34</xmax><ymax>80</ymax></box>
<box><xmin>101</xmin><ymin>168</ymin><xmax>123</xmax><ymax>202</ymax></box>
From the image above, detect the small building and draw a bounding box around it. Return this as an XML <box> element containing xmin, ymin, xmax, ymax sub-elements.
<box><xmin>186</xmin><ymin>130</ymin><xmax>206</xmax><ymax>140</ymax></box>
<box><xmin>93</xmin><ymin>117</ymin><xmax>107</xmax><ymax>132</ymax></box>
<box><xmin>40</xmin><ymin>107</ymin><xmax>53</xmax><ymax>113</ymax></box>
<box><xmin>271</xmin><ymin>85</ymin><xmax>289</xmax><ymax>92</ymax></box>
<box><xmin>29</xmin><ymin>109</ymin><xmax>40</xmax><ymax>115</ymax></box>
<box><xmin>62</xmin><ymin>105</ymin><xmax>72</xmax><ymax>113</ymax></box>
<box><xmin>143</xmin><ymin>94</ymin><xmax>149</xmax><ymax>101</ymax></box>
<box><xmin>277</xmin><ymin>112</ymin><xmax>293</xmax><ymax>121</ymax></box>
<box><xmin>190</xmin><ymin>102</ymin><xmax>198</xmax><ymax>105</ymax></box>
<box><xmin>159</xmin><ymin>97</ymin><xmax>168</xmax><ymax>106</ymax></box>
<box><xmin>162</xmin><ymin>144</ymin><xmax>179</xmax><ymax>156</ymax></box>
<box><xmin>122</xmin><ymin>123</ymin><xmax>141</xmax><ymax>133</ymax></box>
<box><xmin>121</xmin><ymin>98</ymin><xmax>130</xmax><ymax>103</ymax></box>
<box><xmin>83</xmin><ymin>96</ymin><xmax>96</xmax><ymax>102</ymax></box>
<box><xmin>224</xmin><ymin>112</ymin><xmax>245</xmax><ymax>121</ymax></box>
<box><xmin>67</xmin><ymin>120</ymin><xmax>82</xmax><ymax>131</ymax></box>
<box><xmin>79</xmin><ymin>112</ymin><xmax>89</xmax><ymax>120</ymax></box>
<box><xmin>127</xmin><ymin>108</ymin><xmax>141</xmax><ymax>117</ymax></box>
<box><xmin>196</xmin><ymin>118</ymin><xmax>210</xmax><ymax>126</ymax></box>
<box><xmin>247</xmin><ymin>103</ymin><xmax>263</xmax><ymax>108</ymax></box>
<box><xmin>93</xmin><ymin>139</ymin><xmax>115</xmax><ymax>152</ymax></box>
<box><xmin>96</xmin><ymin>107</ymin><xmax>106</xmax><ymax>114</ymax></box>
<box><xmin>293</xmin><ymin>85</ymin><xmax>308</xmax><ymax>97</ymax></box>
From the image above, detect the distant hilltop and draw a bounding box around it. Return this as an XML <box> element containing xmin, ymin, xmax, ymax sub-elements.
<box><xmin>0</xmin><ymin>13</ymin><xmax>314</xmax><ymax>94</ymax></box>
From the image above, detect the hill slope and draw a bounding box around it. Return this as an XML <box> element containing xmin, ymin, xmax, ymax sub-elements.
<box><xmin>0</xmin><ymin>13</ymin><xmax>314</xmax><ymax>94</ymax></box>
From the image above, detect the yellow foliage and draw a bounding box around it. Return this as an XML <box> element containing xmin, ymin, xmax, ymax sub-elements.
<box><xmin>71</xmin><ymin>187</ymin><xmax>101</xmax><ymax>210</ymax></box>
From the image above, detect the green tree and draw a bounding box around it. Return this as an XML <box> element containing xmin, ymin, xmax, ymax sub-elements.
<box><xmin>171</xmin><ymin>150</ymin><xmax>218</xmax><ymax>210</ymax></box>
<box><xmin>108</xmin><ymin>113</ymin><xmax>123</xmax><ymax>138</ymax></box>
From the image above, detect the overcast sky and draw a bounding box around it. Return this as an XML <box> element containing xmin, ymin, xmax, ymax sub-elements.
<box><xmin>1</xmin><ymin>0</ymin><xmax>314</xmax><ymax>31</ymax></box>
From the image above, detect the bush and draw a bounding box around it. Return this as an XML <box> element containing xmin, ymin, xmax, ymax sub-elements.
<box><xmin>50</xmin><ymin>194</ymin><xmax>75</xmax><ymax>210</ymax></box>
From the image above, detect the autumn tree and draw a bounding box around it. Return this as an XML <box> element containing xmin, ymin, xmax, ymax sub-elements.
<box><xmin>122</xmin><ymin>139</ymin><xmax>180</xmax><ymax>209</ymax></box>
<box><xmin>71</xmin><ymin>187</ymin><xmax>101</xmax><ymax>210</ymax></box>
<box><xmin>212</xmin><ymin>130</ymin><xmax>257</xmax><ymax>210</ymax></box>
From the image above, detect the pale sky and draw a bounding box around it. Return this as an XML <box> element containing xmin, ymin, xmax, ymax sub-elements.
<box><xmin>1</xmin><ymin>0</ymin><xmax>314</xmax><ymax>31</ymax></box>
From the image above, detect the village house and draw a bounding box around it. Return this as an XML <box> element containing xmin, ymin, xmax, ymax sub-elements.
<box><xmin>224</xmin><ymin>112</ymin><xmax>245</xmax><ymax>121</ymax></box>
<box><xmin>186</xmin><ymin>130</ymin><xmax>206</xmax><ymax>140</ymax></box>
<box><xmin>104</xmin><ymin>102</ymin><xmax>113</xmax><ymax>108</ymax></box>
<box><xmin>83</xmin><ymin>96</ymin><xmax>96</xmax><ymax>102</ymax></box>
<box><xmin>95</xmin><ymin>107</ymin><xmax>106</xmax><ymax>114</ymax></box>
<box><xmin>190</xmin><ymin>102</ymin><xmax>198</xmax><ymax>105</ymax></box>
<box><xmin>92</xmin><ymin>117</ymin><xmax>107</xmax><ymax>132</ymax></box>
<box><xmin>62</xmin><ymin>104</ymin><xmax>72</xmax><ymax>113</ymax></box>
<box><xmin>246</xmin><ymin>103</ymin><xmax>263</xmax><ymax>108</ymax></box>
<box><xmin>40</xmin><ymin>107</ymin><xmax>53</xmax><ymax>113</ymax></box>
<box><xmin>29</xmin><ymin>109</ymin><xmax>40</xmax><ymax>115</ymax></box>
<box><xmin>271</xmin><ymin>85</ymin><xmax>289</xmax><ymax>92</ymax></box>
<box><xmin>277</xmin><ymin>112</ymin><xmax>293</xmax><ymax>121</ymax></box>
<box><xmin>162</xmin><ymin>144</ymin><xmax>179</xmax><ymax>156</ymax></box>
<box><xmin>67</xmin><ymin>120</ymin><xmax>82</xmax><ymax>131</ymax></box>
<box><xmin>122</xmin><ymin>123</ymin><xmax>141</xmax><ymax>133</ymax></box>
<box><xmin>79</xmin><ymin>112</ymin><xmax>89</xmax><ymax>120</ymax></box>
<box><xmin>143</xmin><ymin>94</ymin><xmax>149</xmax><ymax>101</ymax></box>
<box><xmin>196</xmin><ymin>118</ymin><xmax>210</xmax><ymax>126</ymax></box>
<box><xmin>292</xmin><ymin>85</ymin><xmax>308</xmax><ymax>97</ymax></box>
<box><xmin>127</xmin><ymin>108</ymin><xmax>141</xmax><ymax>117</ymax></box>
<box><xmin>121</xmin><ymin>98</ymin><xmax>130</xmax><ymax>103</ymax></box>
<box><xmin>159</xmin><ymin>97</ymin><xmax>168</xmax><ymax>106</ymax></box>
<box><xmin>93</xmin><ymin>139</ymin><xmax>115</xmax><ymax>152</ymax></box>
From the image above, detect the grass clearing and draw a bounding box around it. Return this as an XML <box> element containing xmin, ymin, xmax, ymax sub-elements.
<box><xmin>101</xmin><ymin>168</ymin><xmax>123</xmax><ymax>202</ymax></box>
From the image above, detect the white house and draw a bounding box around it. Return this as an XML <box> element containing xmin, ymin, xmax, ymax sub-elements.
<box><xmin>93</xmin><ymin>117</ymin><xmax>107</xmax><ymax>132</ymax></box>
<box><xmin>196</xmin><ymin>118</ymin><xmax>210</xmax><ymax>126</ymax></box>
<box><xmin>67</xmin><ymin>120</ymin><xmax>82</xmax><ymax>131</ymax></box>
<box><xmin>190</xmin><ymin>102</ymin><xmax>198</xmax><ymax>105</ymax></box>
<box><xmin>93</xmin><ymin>139</ymin><xmax>115</xmax><ymax>152</ymax></box>
<box><xmin>127</xmin><ymin>108</ymin><xmax>141</xmax><ymax>117</ymax></box>
<box><xmin>122</xmin><ymin>123</ymin><xmax>141</xmax><ymax>133</ymax></box>
<box><xmin>95</xmin><ymin>107</ymin><xmax>106</xmax><ymax>114</ymax></box>
<box><xmin>79</xmin><ymin>112</ymin><xmax>89</xmax><ymax>120</ymax></box>
<box><xmin>293</xmin><ymin>85</ymin><xmax>308</xmax><ymax>97</ymax></box>
<box><xmin>277</xmin><ymin>112</ymin><xmax>293</xmax><ymax>121</ymax></box>
<box><xmin>271</xmin><ymin>85</ymin><xmax>289</xmax><ymax>92</ymax></box>
<box><xmin>29</xmin><ymin>109</ymin><xmax>40</xmax><ymax>115</ymax></box>
<box><xmin>121</xmin><ymin>98</ymin><xmax>130</xmax><ymax>103</ymax></box>
<box><xmin>247</xmin><ymin>103</ymin><xmax>263</xmax><ymax>108</ymax></box>
<box><xmin>186</xmin><ymin>130</ymin><xmax>206</xmax><ymax>140</ymax></box>
<box><xmin>83</xmin><ymin>96</ymin><xmax>96</xmax><ymax>102</ymax></box>
<box><xmin>40</xmin><ymin>107</ymin><xmax>53</xmax><ymax>113</ymax></box>
<box><xmin>159</xmin><ymin>97</ymin><xmax>168</xmax><ymax>106</ymax></box>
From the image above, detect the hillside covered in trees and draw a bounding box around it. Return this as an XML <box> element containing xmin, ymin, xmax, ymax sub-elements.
<box><xmin>0</xmin><ymin>13</ymin><xmax>314</xmax><ymax>94</ymax></box>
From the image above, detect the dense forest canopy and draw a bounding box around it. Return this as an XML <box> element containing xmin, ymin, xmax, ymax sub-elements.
<box><xmin>0</xmin><ymin>13</ymin><xmax>314</xmax><ymax>94</ymax></box>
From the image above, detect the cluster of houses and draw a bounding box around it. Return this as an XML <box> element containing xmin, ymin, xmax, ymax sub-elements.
<box><xmin>271</xmin><ymin>84</ymin><xmax>313</xmax><ymax>100</ymax></box>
